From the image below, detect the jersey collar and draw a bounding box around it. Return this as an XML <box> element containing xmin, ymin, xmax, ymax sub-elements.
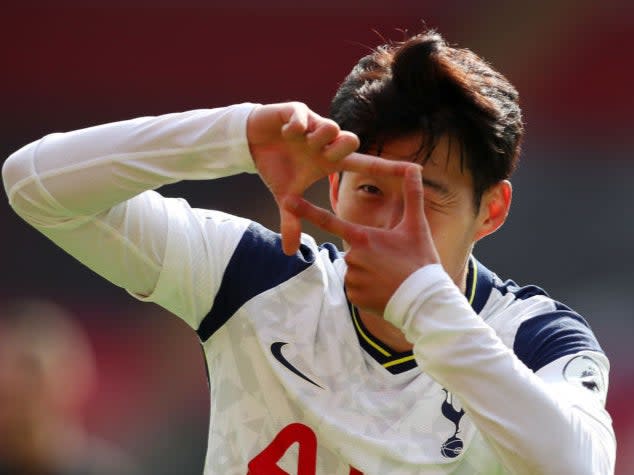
<box><xmin>348</xmin><ymin>255</ymin><xmax>495</xmax><ymax>374</ymax></box>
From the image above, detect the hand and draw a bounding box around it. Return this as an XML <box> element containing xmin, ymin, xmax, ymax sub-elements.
<box><xmin>285</xmin><ymin>165</ymin><xmax>440</xmax><ymax>314</ymax></box>
<box><xmin>247</xmin><ymin>102</ymin><xmax>410</xmax><ymax>255</ymax></box>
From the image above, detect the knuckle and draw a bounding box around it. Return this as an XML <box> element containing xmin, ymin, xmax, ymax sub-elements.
<box><xmin>290</xmin><ymin>101</ymin><xmax>307</xmax><ymax>110</ymax></box>
<box><xmin>323</xmin><ymin>119</ymin><xmax>340</xmax><ymax>132</ymax></box>
<box><xmin>316</xmin><ymin>211</ymin><xmax>331</xmax><ymax>228</ymax></box>
<box><xmin>411</xmin><ymin>187</ymin><xmax>424</xmax><ymax>200</ymax></box>
<box><xmin>350</xmin><ymin>228</ymin><xmax>368</xmax><ymax>246</ymax></box>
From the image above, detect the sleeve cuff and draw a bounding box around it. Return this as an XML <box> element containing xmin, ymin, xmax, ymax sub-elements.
<box><xmin>383</xmin><ymin>263</ymin><xmax>452</xmax><ymax>329</ymax></box>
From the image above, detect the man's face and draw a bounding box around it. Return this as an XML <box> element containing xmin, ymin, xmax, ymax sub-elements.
<box><xmin>329</xmin><ymin>134</ymin><xmax>506</xmax><ymax>287</ymax></box>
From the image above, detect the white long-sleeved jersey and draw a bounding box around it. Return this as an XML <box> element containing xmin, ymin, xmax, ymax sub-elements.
<box><xmin>3</xmin><ymin>104</ymin><xmax>616</xmax><ymax>474</ymax></box>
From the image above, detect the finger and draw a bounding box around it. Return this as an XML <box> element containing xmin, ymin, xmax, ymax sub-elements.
<box><xmin>306</xmin><ymin>118</ymin><xmax>340</xmax><ymax>151</ymax></box>
<box><xmin>322</xmin><ymin>131</ymin><xmax>360</xmax><ymax>162</ymax></box>
<box><xmin>279</xmin><ymin>207</ymin><xmax>302</xmax><ymax>255</ymax></box>
<box><xmin>280</xmin><ymin>103</ymin><xmax>309</xmax><ymax>139</ymax></box>
<box><xmin>338</xmin><ymin>152</ymin><xmax>411</xmax><ymax>177</ymax></box>
<box><xmin>284</xmin><ymin>196</ymin><xmax>365</xmax><ymax>244</ymax></box>
<box><xmin>402</xmin><ymin>164</ymin><xmax>426</xmax><ymax>226</ymax></box>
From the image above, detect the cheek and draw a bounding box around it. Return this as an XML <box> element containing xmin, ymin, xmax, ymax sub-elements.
<box><xmin>426</xmin><ymin>213</ymin><xmax>476</xmax><ymax>263</ymax></box>
<box><xmin>336</xmin><ymin>198</ymin><xmax>377</xmax><ymax>227</ymax></box>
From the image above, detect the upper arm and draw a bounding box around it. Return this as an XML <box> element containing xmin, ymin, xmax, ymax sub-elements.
<box><xmin>124</xmin><ymin>199</ymin><xmax>253</xmax><ymax>330</ymax></box>
<box><xmin>512</xmin><ymin>311</ymin><xmax>616</xmax><ymax>473</ymax></box>
<box><xmin>532</xmin><ymin>351</ymin><xmax>616</xmax><ymax>475</ymax></box>
<box><xmin>31</xmin><ymin>185</ymin><xmax>251</xmax><ymax>330</ymax></box>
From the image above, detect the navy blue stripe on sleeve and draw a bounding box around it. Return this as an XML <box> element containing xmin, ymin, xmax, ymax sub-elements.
<box><xmin>196</xmin><ymin>222</ymin><xmax>315</xmax><ymax>342</ymax></box>
<box><xmin>320</xmin><ymin>242</ymin><xmax>344</xmax><ymax>263</ymax></box>
<box><xmin>513</xmin><ymin>311</ymin><xmax>604</xmax><ymax>373</ymax></box>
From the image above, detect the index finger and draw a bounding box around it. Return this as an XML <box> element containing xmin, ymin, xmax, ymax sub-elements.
<box><xmin>402</xmin><ymin>164</ymin><xmax>426</xmax><ymax>226</ymax></box>
<box><xmin>337</xmin><ymin>152</ymin><xmax>411</xmax><ymax>178</ymax></box>
<box><xmin>283</xmin><ymin>196</ymin><xmax>366</xmax><ymax>244</ymax></box>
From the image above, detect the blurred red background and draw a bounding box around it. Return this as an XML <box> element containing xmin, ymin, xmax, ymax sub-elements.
<box><xmin>2</xmin><ymin>2</ymin><xmax>633</xmax><ymax>473</ymax></box>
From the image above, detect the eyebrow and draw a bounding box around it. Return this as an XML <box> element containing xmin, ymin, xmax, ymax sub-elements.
<box><xmin>422</xmin><ymin>177</ymin><xmax>451</xmax><ymax>196</ymax></box>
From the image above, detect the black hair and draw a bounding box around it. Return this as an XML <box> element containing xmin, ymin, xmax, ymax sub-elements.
<box><xmin>330</xmin><ymin>30</ymin><xmax>523</xmax><ymax>210</ymax></box>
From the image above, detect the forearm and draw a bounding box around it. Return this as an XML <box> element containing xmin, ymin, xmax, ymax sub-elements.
<box><xmin>384</xmin><ymin>264</ymin><xmax>615</xmax><ymax>475</ymax></box>
<box><xmin>2</xmin><ymin>103</ymin><xmax>257</xmax><ymax>305</ymax></box>
<box><xmin>3</xmin><ymin>103</ymin><xmax>256</xmax><ymax>224</ymax></box>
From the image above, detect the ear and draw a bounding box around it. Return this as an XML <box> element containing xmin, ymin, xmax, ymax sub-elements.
<box><xmin>328</xmin><ymin>173</ymin><xmax>341</xmax><ymax>212</ymax></box>
<box><xmin>474</xmin><ymin>180</ymin><xmax>512</xmax><ymax>241</ymax></box>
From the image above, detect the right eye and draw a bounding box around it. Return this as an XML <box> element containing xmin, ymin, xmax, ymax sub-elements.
<box><xmin>358</xmin><ymin>184</ymin><xmax>382</xmax><ymax>195</ymax></box>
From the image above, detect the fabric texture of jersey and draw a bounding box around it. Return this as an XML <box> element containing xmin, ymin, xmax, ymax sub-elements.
<box><xmin>3</xmin><ymin>104</ymin><xmax>616</xmax><ymax>475</ymax></box>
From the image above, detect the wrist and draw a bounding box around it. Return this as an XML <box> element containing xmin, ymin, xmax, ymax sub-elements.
<box><xmin>383</xmin><ymin>263</ymin><xmax>448</xmax><ymax>328</ymax></box>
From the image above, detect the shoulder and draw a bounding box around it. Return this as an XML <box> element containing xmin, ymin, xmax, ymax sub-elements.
<box><xmin>221</xmin><ymin>221</ymin><xmax>338</xmax><ymax>276</ymax></box>
<box><xmin>472</xmin><ymin>258</ymin><xmax>605</xmax><ymax>373</ymax></box>
<box><xmin>196</xmin><ymin>223</ymin><xmax>343</xmax><ymax>341</ymax></box>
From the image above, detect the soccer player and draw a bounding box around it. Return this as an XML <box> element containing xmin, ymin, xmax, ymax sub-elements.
<box><xmin>3</xmin><ymin>29</ymin><xmax>615</xmax><ymax>474</ymax></box>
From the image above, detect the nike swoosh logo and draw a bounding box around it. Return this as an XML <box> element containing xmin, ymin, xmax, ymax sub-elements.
<box><xmin>271</xmin><ymin>342</ymin><xmax>323</xmax><ymax>389</ymax></box>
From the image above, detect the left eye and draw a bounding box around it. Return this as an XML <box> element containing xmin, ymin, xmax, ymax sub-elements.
<box><xmin>359</xmin><ymin>184</ymin><xmax>381</xmax><ymax>195</ymax></box>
